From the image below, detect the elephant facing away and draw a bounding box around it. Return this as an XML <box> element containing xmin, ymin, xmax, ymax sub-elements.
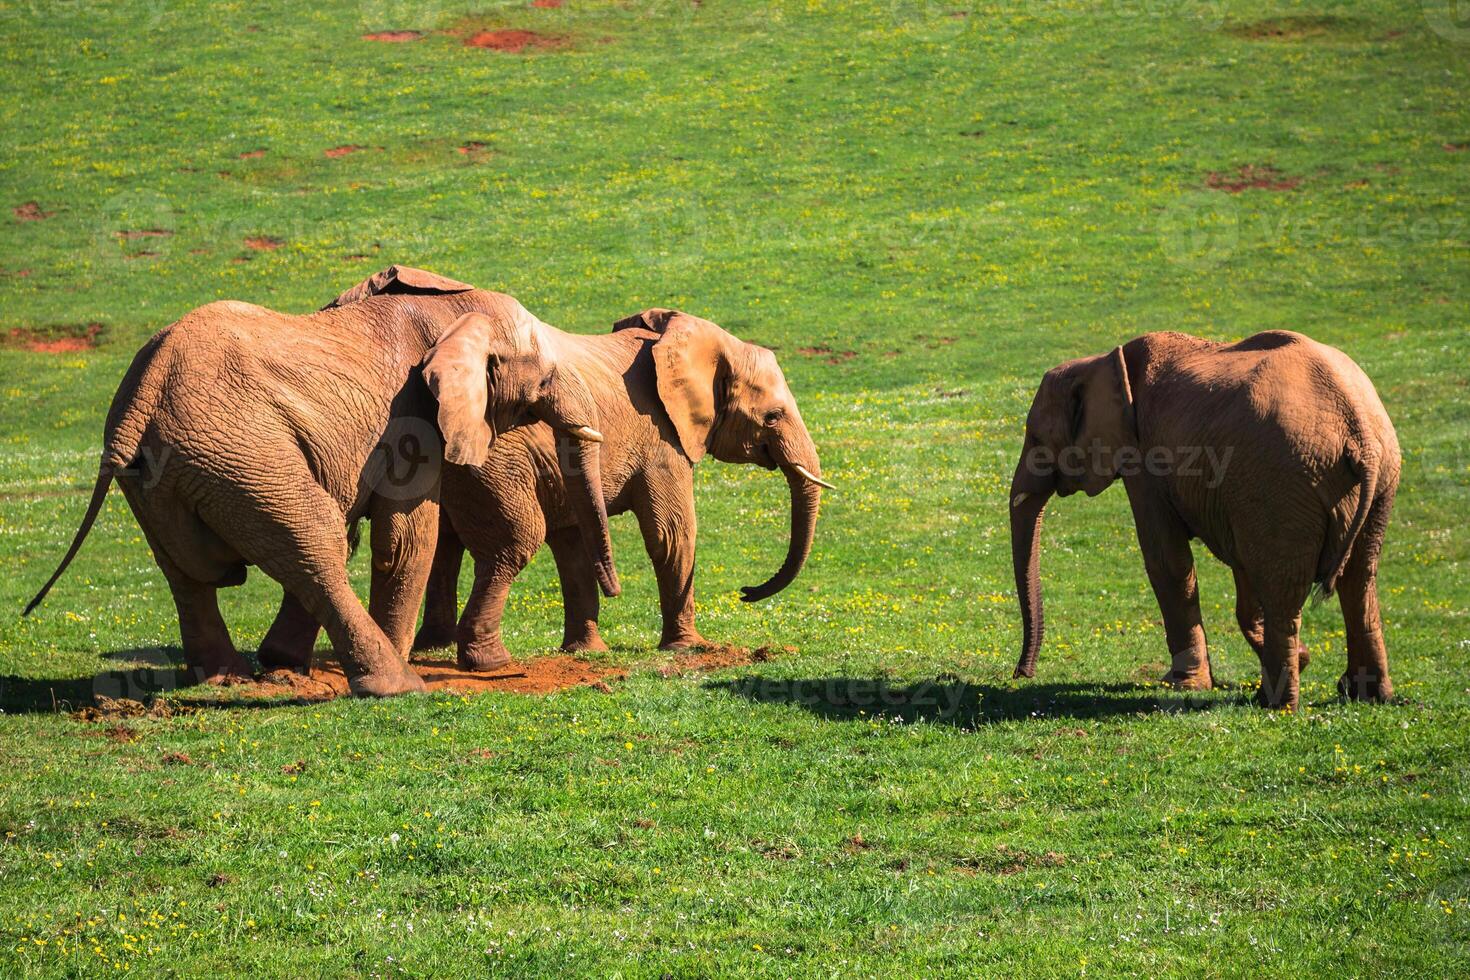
<box><xmin>26</xmin><ymin>277</ymin><xmax>619</xmax><ymax>697</ymax></box>
<box><xmin>411</xmin><ymin>307</ymin><xmax>832</xmax><ymax>670</ymax></box>
<box><xmin>1009</xmin><ymin>330</ymin><xmax>1400</xmax><ymax>711</ymax></box>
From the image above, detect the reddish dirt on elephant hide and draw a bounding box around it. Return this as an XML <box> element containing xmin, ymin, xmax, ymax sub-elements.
<box><xmin>464</xmin><ymin>29</ymin><xmax>565</xmax><ymax>52</ymax></box>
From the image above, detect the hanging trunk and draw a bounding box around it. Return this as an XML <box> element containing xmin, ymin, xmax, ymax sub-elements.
<box><xmin>557</xmin><ymin>434</ymin><xmax>620</xmax><ymax>598</ymax></box>
<box><xmin>740</xmin><ymin>465</ymin><xmax>822</xmax><ymax>602</ymax></box>
<box><xmin>1010</xmin><ymin>462</ymin><xmax>1054</xmax><ymax>678</ymax></box>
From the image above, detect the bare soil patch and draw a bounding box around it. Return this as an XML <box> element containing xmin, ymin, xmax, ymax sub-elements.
<box><xmin>1444</xmin><ymin>142</ymin><xmax>1468</xmax><ymax>153</ymax></box>
<box><xmin>13</xmin><ymin>202</ymin><xmax>53</xmax><ymax>221</ymax></box>
<box><xmin>245</xmin><ymin>654</ymin><xmax>626</xmax><ymax>700</ymax></box>
<box><xmin>114</xmin><ymin>228</ymin><xmax>172</xmax><ymax>240</ymax></box>
<box><xmin>72</xmin><ymin>695</ymin><xmax>193</xmax><ymax>723</ymax></box>
<box><xmin>797</xmin><ymin>344</ymin><xmax>857</xmax><ymax>365</ymax></box>
<box><xmin>657</xmin><ymin>644</ymin><xmax>783</xmax><ymax>677</ymax></box>
<box><xmin>238</xmin><ymin>149</ymin><xmax>267</xmax><ymax>159</ymax></box>
<box><xmin>1205</xmin><ymin>164</ymin><xmax>1301</xmax><ymax>193</ymax></box>
<box><xmin>363</xmin><ymin>31</ymin><xmax>422</xmax><ymax>42</ymax></box>
<box><xmin>464</xmin><ymin>29</ymin><xmax>566</xmax><ymax>52</ymax></box>
<box><xmin>324</xmin><ymin>145</ymin><xmax>374</xmax><ymax>159</ymax></box>
<box><xmin>531</xmin><ymin>0</ymin><xmax>563</xmax><ymax>7</ymax></box>
<box><xmin>244</xmin><ymin>236</ymin><xmax>284</xmax><ymax>251</ymax></box>
<box><xmin>5</xmin><ymin>322</ymin><xmax>104</xmax><ymax>354</ymax></box>
<box><xmin>1224</xmin><ymin>16</ymin><xmax>1358</xmax><ymax>42</ymax></box>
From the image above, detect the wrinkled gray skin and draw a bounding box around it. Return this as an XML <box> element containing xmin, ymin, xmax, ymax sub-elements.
<box><xmin>1010</xmin><ymin>330</ymin><xmax>1400</xmax><ymax>712</ymax></box>
<box><xmin>26</xmin><ymin>289</ymin><xmax>618</xmax><ymax>697</ymax></box>
<box><xmin>410</xmin><ymin>307</ymin><xmax>830</xmax><ymax>669</ymax></box>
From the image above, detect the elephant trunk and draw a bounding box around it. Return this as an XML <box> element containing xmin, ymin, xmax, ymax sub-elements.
<box><xmin>740</xmin><ymin>418</ymin><xmax>825</xmax><ymax>602</ymax></box>
<box><xmin>1010</xmin><ymin>459</ymin><xmax>1054</xmax><ymax>679</ymax></box>
<box><xmin>557</xmin><ymin>434</ymin><xmax>621</xmax><ymax>598</ymax></box>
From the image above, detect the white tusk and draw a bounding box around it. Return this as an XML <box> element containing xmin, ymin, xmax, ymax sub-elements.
<box><xmin>792</xmin><ymin>464</ymin><xmax>835</xmax><ymax>490</ymax></box>
<box><xmin>1011</xmin><ymin>492</ymin><xmax>1029</xmax><ymax>509</ymax></box>
<box><xmin>566</xmin><ymin>425</ymin><xmax>604</xmax><ymax>443</ymax></box>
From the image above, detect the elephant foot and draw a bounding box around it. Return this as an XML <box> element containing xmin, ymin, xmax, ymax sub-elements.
<box><xmin>348</xmin><ymin>663</ymin><xmax>427</xmax><ymax>698</ymax></box>
<box><xmin>412</xmin><ymin>623</ymin><xmax>457</xmax><ymax>653</ymax></box>
<box><xmin>1160</xmin><ymin>649</ymin><xmax>1213</xmax><ymax>691</ymax></box>
<box><xmin>659</xmin><ymin>631</ymin><xmax>708</xmax><ymax>652</ymax></box>
<box><xmin>1337</xmin><ymin>670</ymin><xmax>1392</xmax><ymax>703</ymax></box>
<box><xmin>561</xmin><ymin>631</ymin><xmax>608</xmax><ymax>654</ymax></box>
<box><xmin>195</xmin><ymin>666</ymin><xmax>254</xmax><ymax>687</ymax></box>
<box><xmin>457</xmin><ymin>640</ymin><xmax>512</xmax><ymax>673</ymax></box>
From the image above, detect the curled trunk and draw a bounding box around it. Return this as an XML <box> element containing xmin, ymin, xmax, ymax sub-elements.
<box><xmin>557</xmin><ymin>434</ymin><xmax>620</xmax><ymax>597</ymax></box>
<box><xmin>740</xmin><ymin>466</ymin><xmax>822</xmax><ymax>602</ymax></box>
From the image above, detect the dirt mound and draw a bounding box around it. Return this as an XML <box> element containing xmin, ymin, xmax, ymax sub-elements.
<box><xmin>6</xmin><ymin>323</ymin><xmax>103</xmax><ymax>353</ymax></box>
<box><xmin>1205</xmin><ymin>164</ymin><xmax>1301</xmax><ymax>193</ymax></box>
<box><xmin>244</xmin><ymin>236</ymin><xmax>284</xmax><ymax>251</ymax></box>
<box><xmin>531</xmin><ymin>0</ymin><xmax>563</xmax><ymax>7</ymax></box>
<box><xmin>657</xmin><ymin>644</ymin><xmax>784</xmax><ymax>677</ymax></box>
<box><xmin>362</xmin><ymin>31</ymin><xmax>422</xmax><ymax>42</ymax></box>
<box><xmin>245</xmin><ymin>654</ymin><xmax>627</xmax><ymax>700</ymax></box>
<box><xmin>464</xmin><ymin>29</ymin><xmax>565</xmax><ymax>52</ymax></box>
<box><xmin>13</xmin><ymin>202</ymin><xmax>53</xmax><ymax>221</ymax></box>
<box><xmin>72</xmin><ymin>695</ymin><xmax>193</xmax><ymax>723</ymax></box>
<box><xmin>325</xmin><ymin>145</ymin><xmax>370</xmax><ymax>158</ymax></box>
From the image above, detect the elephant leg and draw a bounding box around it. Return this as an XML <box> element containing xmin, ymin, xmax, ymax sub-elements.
<box><xmin>1234</xmin><ymin>567</ymin><xmax>1310</xmax><ymax>676</ymax></box>
<box><xmin>1257</xmin><ymin>609</ymin><xmax>1304</xmax><ymax>711</ymax></box>
<box><xmin>210</xmin><ymin>478</ymin><xmax>423</xmax><ymax>698</ymax></box>
<box><xmin>368</xmin><ymin>492</ymin><xmax>440</xmax><ymax>659</ymax></box>
<box><xmin>257</xmin><ymin>591</ymin><xmax>320</xmax><ymax>675</ymax></box>
<box><xmin>159</xmin><ymin>568</ymin><xmax>251</xmax><ymax>685</ymax></box>
<box><xmin>413</xmin><ymin>511</ymin><xmax>464</xmax><ymax>652</ymax></box>
<box><xmin>634</xmin><ymin>494</ymin><xmax>704</xmax><ymax>650</ymax></box>
<box><xmin>455</xmin><ymin>508</ymin><xmax>544</xmax><ymax>672</ymax></box>
<box><xmin>1132</xmin><ymin>502</ymin><xmax>1213</xmax><ymax>690</ymax></box>
<box><xmin>547</xmin><ymin>525</ymin><xmax>606</xmax><ymax>652</ymax></box>
<box><xmin>1336</xmin><ymin>498</ymin><xmax>1394</xmax><ymax>702</ymax></box>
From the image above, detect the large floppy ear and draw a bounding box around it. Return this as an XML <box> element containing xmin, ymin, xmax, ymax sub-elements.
<box><xmin>644</xmin><ymin>314</ymin><xmax>732</xmax><ymax>464</ymax></box>
<box><xmin>421</xmin><ymin>312</ymin><xmax>503</xmax><ymax>467</ymax></box>
<box><xmin>611</xmin><ymin>307</ymin><xmax>679</xmax><ymax>334</ymax></box>
<box><xmin>1068</xmin><ymin>346</ymin><xmax>1136</xmax><ymax>484</ymax></box>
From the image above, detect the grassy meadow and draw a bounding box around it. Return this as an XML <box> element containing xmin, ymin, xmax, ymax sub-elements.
<box><xmin>1</xmin><ymin>0</ymin><xmax>1468</xmax><ymax>973</ymax></box>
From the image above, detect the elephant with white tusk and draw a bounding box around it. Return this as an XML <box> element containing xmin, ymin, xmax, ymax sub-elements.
<box><xmin>411</xmin><ymin>307</ymin><xmax>832</xmax><ymax>670</ymax></box>
<box><xmin>1009</xmin><ymin>329</ymin><xmax>1400</xmax><ymax>712</ymax></box>
<box><xmin>25</xmin><ymin>270</ymin><xmax>619</xmax><ymax>698</ymax></box>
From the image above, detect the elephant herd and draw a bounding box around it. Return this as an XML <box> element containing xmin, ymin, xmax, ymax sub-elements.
<box><xmin>27</xmin><ymin>266</ymin><xmax>1401</xmax><ymax>712</ymax></box>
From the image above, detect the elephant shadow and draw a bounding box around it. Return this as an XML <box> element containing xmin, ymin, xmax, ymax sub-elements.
<box><xmin>703</xmin><ymin>674</ymin><xmax>1237</xmax><ymax>727</ymax></box>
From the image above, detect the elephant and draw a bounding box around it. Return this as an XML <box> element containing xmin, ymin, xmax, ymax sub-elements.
<box><xmin>1008</xmin><ymin>329</ymin><xmax>1400</xmax><ymax>712</ymax></box>
<box><xmin>408</xmin><ymin>306</ymin><xmax>832</xmax><ymax>670</ymax></box>
<box><xmin>25</xmin><ymin>268</ymin><xmax>620</xmax><ymax>697</ymax></box>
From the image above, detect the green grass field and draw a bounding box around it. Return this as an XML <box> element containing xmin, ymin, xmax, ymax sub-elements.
<box><xmin>2</xmin><ymin>0</ymin><xmax>1468</xmax><ymax>974</ymax></box>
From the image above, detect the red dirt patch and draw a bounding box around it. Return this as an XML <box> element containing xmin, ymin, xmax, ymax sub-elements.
<box><xmin>114</xmin><ymin>228</ymin><xmax>172</xmax><ymax>240</ymax></box>
<box><xmin>797</xmin><ymin>345</ymin><xmax>857</xmax><ymax>365</ymax></box>
<box><xmin>13</xmin><ymin>201</ymin><xmax>53</xmax><ymax>221</ymax></box>
<box><xmin>1444</xmin><ymin>142</ymin><xmax>1468</xmax><ymax>153</ymax></box>
<box><xmin>1205</xmin><ymin>164</ymin><xmax>1301</xmax><ymax>193</ymax></box>
<box><xmin>325</xmin><ymin>145</ymin><xmax>368</xmax><ymax>158</ymax></box>
<box><xmin>362</xmin><ymin>30</ymin><xmax>422</xmax><ymax>42</ymax></box>
<box><xmin>1225</xmin><ymin>17</ymin><xmax>1354</xmax><ymax>41</ymax></box>
<box><xmin>657</xmin><ymin>644</ymin><xmax>782</xmax><ymax>677</ymax></box>
<box><xmin>464</xmin><ymin>29</ymin><xmax>565</xmax><ymax>52</ymax></box>
<box><xmin>161</xmin><ymin>751</ymin><xmax>193</xmax><ymax>765</ymax></box>
<box><xmin>531</xmin><ymin>0</ymin><xmax>563</xmax><ymax>7</ymax></box>
<box><xmin>6</xmin><ymin>322</ymin><xmax>103</xmax><ymax>354</ymax></box>
<box><xmin>458</xmin><ymin>140</ymin><xmax>491</xmax><ymax>156</ymax></box>
<box><xmin>244</xmin><ymin>236</ymin><xmax>284</xmax><ymax>251</ymax></box>
<box><xmin>238</xmin><ymin>149</ymin><xmax>267</xmax><ymax>159</ymax></box>
<box><xmin>245</xmin><ymin>654</ymin><xmax>626</xmax><ymax>700</ymax></box>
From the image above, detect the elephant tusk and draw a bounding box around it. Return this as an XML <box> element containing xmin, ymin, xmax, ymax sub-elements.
<box><xmin>792</xmin><ymin>464</ymin><xmax>835</xmax><ymax>490</ymax></box>
<box><xmin>1011</xmin><ymin>492</ymin><xmax>1029</xmax><ymax>509</ymax></box>
<box><xmin>565</xmin><ymin>425</ymin><xmax>604</xmax><ymax>443</ymax></box>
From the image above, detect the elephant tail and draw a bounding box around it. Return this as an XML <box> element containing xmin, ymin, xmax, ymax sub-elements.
<box><xmin>23</xmin><ymin>462</ymin><xmax>116</xmax><ymax>615</ymax></box>
<box><xmin>1316</xmin><ymin>432</ymin><xmax>1380</xmax><ymax>601</ymax></box>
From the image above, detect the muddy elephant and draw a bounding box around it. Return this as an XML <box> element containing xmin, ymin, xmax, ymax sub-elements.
<box><xmin>1008</xmin><ymin>329</ymin><xmax>1400</xmax><ymax>711</ymax></box>
<box><xmin>409</xmin><ymin>307</ymin><xmax>832</xmax><ymax>670</ymax></box>
<box><xmin>26</xmin><ymin>269</ymin><xmax>618</xmax><ymax>697</ymax></box>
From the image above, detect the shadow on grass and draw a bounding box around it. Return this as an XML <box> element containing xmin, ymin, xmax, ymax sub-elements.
<box><xmin>704</xmin><ymin>674</ymin><xmax>1237</xmax><ymax>726</ymax></box>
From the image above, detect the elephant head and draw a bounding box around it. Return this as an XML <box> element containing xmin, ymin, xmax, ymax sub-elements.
<box><xmin>1010</xmin><ymin>346</ymin><xmax>1135</xmax><ymax>678</ymax></box>
<box><xmin>614</xmin><ymin>308</ymin><xmax>832</xmax><ymax>602</ymax></box>
<box><xmin>424</xmin><ymin>309</ymin><xmax>620</xmax><ymax>597</ymax></box>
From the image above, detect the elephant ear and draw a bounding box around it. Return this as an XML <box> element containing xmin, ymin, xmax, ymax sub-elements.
<box><xmin>1070</xmin><ymin>346</ymin><xmax>1136</xmax><ymax>470</ymax></box>
<box><xmin>421</xmin><ymin>311</ymin><xmax>520</xmax><ymax>467</ymax></box>
<box><xmin>321</xmin><ymin>265</ymin><xmax>474</xmax><ymax>310</ymax></box>
<box><xmin>642</xmin><ymin>313</ymin><xmax>732</xmax><ymax>464</ymax></box>
<box><xmin>611</xmin><ymin>307</ymin><xmax>679</xmax><ymax>334</ymax></box>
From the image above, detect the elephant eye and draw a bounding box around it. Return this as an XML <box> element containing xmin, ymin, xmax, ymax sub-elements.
<box><xmin>763</xmin><ymin>409</ymin><xmax>784</xmax><ymax>426</ymax></box>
